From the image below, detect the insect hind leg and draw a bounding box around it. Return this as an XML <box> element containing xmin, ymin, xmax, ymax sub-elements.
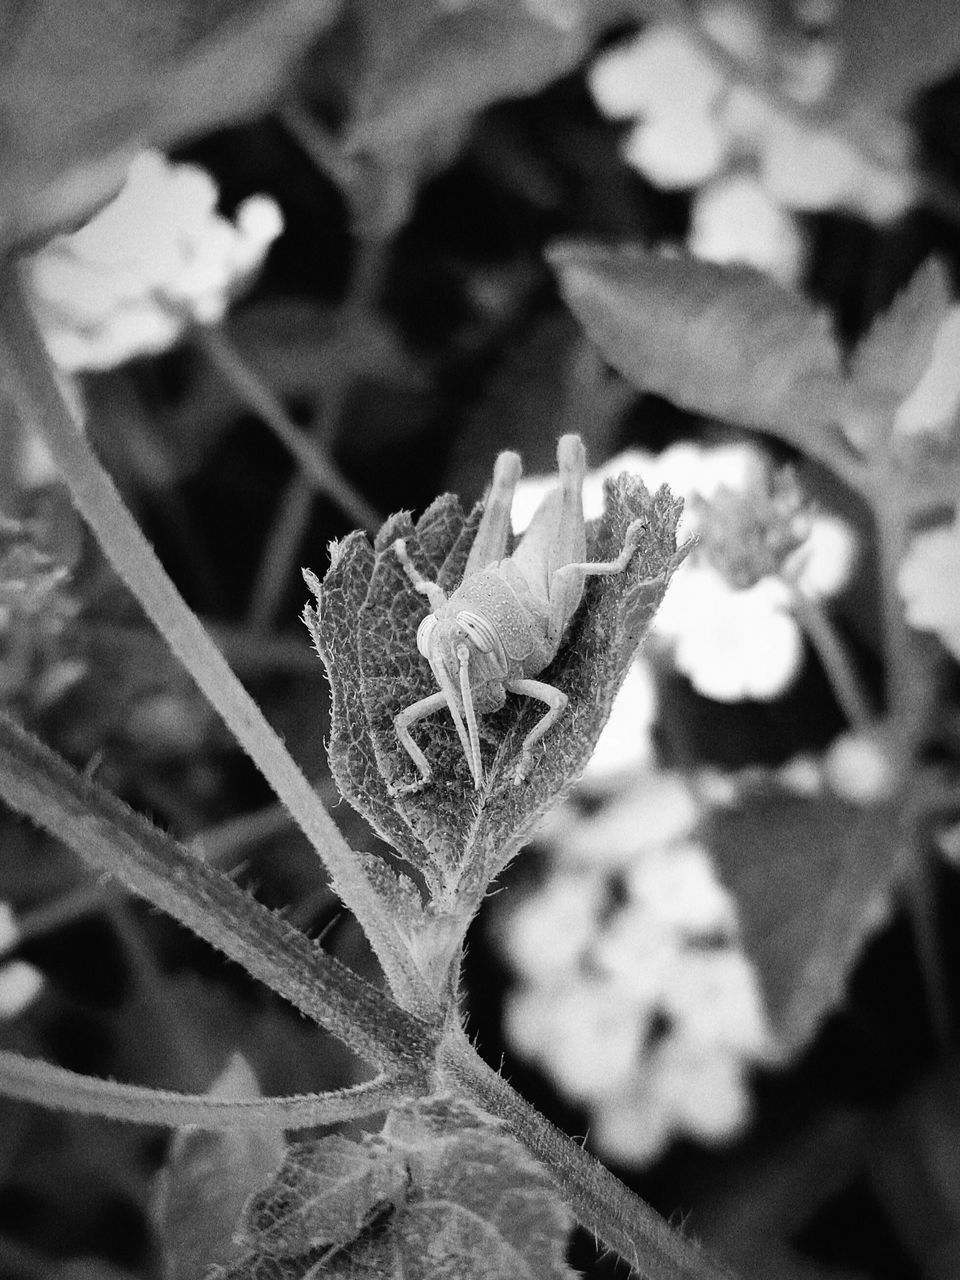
<box><xmin>505</xmin><ymin>676</ymin><xmax>568</xmax><ymax>784</ymax></box>
<box><xmin>463</xmin><ymin>450</ymin><xmax>522</xmax><ymax>578</ymax></box>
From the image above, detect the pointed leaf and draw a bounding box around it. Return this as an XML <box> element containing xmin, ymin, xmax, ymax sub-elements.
<box><xmin>549</xmin><ymin>242</ymin><xmax>857</xmax><ymax>476</ymax></box>
<box><xmin>306</xmin><ymin>472</ymin><xmax>681</xmax><ymax>917</ymax></box>
<box><xmin>706</xmin><ymin>784</ymin><xmax>903</xmax><ymax>1058</ymax></box>
<box><xmin>346</xmin><ymin>0</ymin><xmax>600</xmax><ymax>155</ymax></box>
<box><xmin>154</xmin><ymin>1053</ymin><xmax>286</xmax><ymax>1280</ymax></box>
<box><xmin>850</xmin><ymin>257</ymin><xmax>953</xmax><ymax>408</ymax></box>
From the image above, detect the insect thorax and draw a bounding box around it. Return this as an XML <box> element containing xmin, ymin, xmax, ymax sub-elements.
<box><xmin>448</xmin><ymin>564</ymin><xmax>553</xmax><ymax>672</ymax></box>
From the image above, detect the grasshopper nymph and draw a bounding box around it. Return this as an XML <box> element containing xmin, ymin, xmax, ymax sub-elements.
<box><xmin>391</xmin><ymin>434</ymin><xmax>645</xmax><ymax>790</ymax></box>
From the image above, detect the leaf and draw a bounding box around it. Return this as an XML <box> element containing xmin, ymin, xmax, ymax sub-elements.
<box><xmin>835</xmin><ymin>0</ymin><xmax>960</xmax><ymax>114</ymax></box>
<box><xmin>219</xmin><ymin>1095</ymin><xmax>576</xmax><ymax>1280</ymax></box>
<box><xmin>549</xmin><ymin>242</ymin><xmax>856</xmax><ymax>476</ymax></box>
<box><xmin>849</xmin><ymin>257</ymin><xmax>953</xmax><ymax>410</ymax></box>
<box><xmin>706</xmin><ymin>783</ymin><xmax>903</xmax><ymax>1059</ymax></box>
<box><xmin>0</xmin><ymin>0</ymin><xmax>341</xmax><ymax>247</ymax></box>
<box><xmin>153</xmin><ymin>1053</ymin><xmax>286</xmax><ymax>1280</ymax></box>
<box><xmin>304</xmin><ymin>472</ymin><xmax>681</xmax><ymax>916</ymax></box>
<box><xmin>344</xmin><ymin>0</ymin><xmax>601</xmax><ymax>156</ymax></box>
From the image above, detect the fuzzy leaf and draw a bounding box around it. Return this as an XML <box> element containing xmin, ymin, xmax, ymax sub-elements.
<box><xmin>154</xmin><ymin>1053</ymin><xmax>286</xmax><ymax>1280</ymax></box>
<box><xmin>305</xmin><ymin>473</ymin><xmax>681</xmax><ymax>914</ymax></box>
<box><xmin>345</xmin><ymin>0</ymin><xmax>600</xmax><ymax>155</ymax></box>
<box><xmin>706</xmin><ymin>784</ymin><xmax>903</xmax><ymax>1059</ymax></box>
<box><xmin>849</xmin><ymin>258</ymin><xmax>953</xmax><ymax>409</ymax></box>
<box><xmin>835</xmin><ymin>0</ymin><xmax>960</xmax><ymax>113</ymax></box>
<box><xmin>219</xmin><ymin>1096</ymin><xmax>576</xmax><ymax>1280</ymax></box>
<box><xmin>549</xmin><ymin>242</ymin><xmax>855</xmax><ymax>475</ymax></box>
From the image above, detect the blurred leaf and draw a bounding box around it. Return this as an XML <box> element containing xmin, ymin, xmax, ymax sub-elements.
<box><xmin>871</xmin><ymin>1058</ymin><xmax>960</xmax><ymax>1279</ymax></box>
<box><xmin>549</xmin><ymin>242</ymin><xmax>858</xmax><ymax>478</ymax></box>
<box><xmin>154</xmin><ymin>1052</ymin><xmax>286</xmax><ymax>1280</ymax></box>
<box><xmin>220</xmin><ymin>1095</ymin><xmax>576</xmax><ymax>1280</ymax></box>
<box><xmin>304</xmin><ymin>470</ymin><xmax>681</xmax><ymax>914</ymax></box>
<box><xmin>706</xmin><ymin>784</ymin><xmax>903</xmax><ymax>1058</ymax></box>
<box><xmin>836</xmin><ymin>0</ymin><xmax>960</xmax><ymax>114</ymax></box>
<box><xmin>344</xmin><ymin>0</ymin><xmax>603</xmax><ymax>156</ymax></box>
<box><xmin>849</xmin><ymin>258</ymin><xmax>953</xmax><ymax>412</ymax></box>
<box><xmin>0</xmin><ymin>0</ymin><xmax>342</xmax><ymax>247</ymax></box>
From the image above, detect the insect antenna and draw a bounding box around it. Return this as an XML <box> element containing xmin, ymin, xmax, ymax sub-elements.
<box><xmin>425</xmin><ymin>637</ymin><xmax>478</xmax><ymax>787</ymax></box>
<box><xmin>457</xmin><ymin>642</ymin><xmax>484</xmax><ymax>790</ymax></box>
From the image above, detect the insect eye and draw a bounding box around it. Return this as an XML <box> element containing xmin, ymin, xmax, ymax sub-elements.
<box><xmin>456</xmin><ymin>610</ymin><xmax>498</xmax><ymax>653</ymax></box>
<box><xmin>416</xmin><ymin>614</ymin><xmax>437</xmax><ymax>658</ymax></box>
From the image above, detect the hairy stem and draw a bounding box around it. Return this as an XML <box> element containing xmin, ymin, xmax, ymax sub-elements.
<box><xmin>0</xmin><ymin>259</ymin><xmax>433</xmax><ymax>1018</ymax></box>
<box><xmin>0</xmin><ymin>1051</ymin><xmax>415</xmax><ymax>1128</ymax></box>
<box><xmin>0</xmin><ymin>710</ymin><xmax>437</xmax><ymax>1075</ymax></box>
<box><xmin>439</xmin><ymin>1025</ymin><xmax>734</xmax><ymax>1280</ymax></box>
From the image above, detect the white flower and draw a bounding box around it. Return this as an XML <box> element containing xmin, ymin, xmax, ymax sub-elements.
<box><xmin>823</xmin><ymin>729</ymin><xmax>899</xmax><ymax>804</ymax></box>
<box><xmin>499</xmin><ymin>871</ymin><xmax>603</xmax><ymax>984</ymax></box>
<box><xmin>0</xmin><ymin>905</ymin><xmax>43</xmax><ymax>1019</ymax></box>
<box><xmin>0</xmin><ymin>962</ymin><xmax>44</xmax><ymax>1018</ymax></box>
<box><xmin>29</xmin><ymin>150</ymin><xmax>283</xmax><ymax>372</ymax></box>
<box><xmin>689</xmin><ymin>173</ymin><xmax>806</xmax><ymax>285</ymax></box>
<box><xmin>552</xmin><ymin>770</ymin><xmax>701</xmax><ymax>870</ymax></box>
<box><xmin>654</xmin><ymin>560</ymin><xmax>803</xmax><ymax>700</ymax></box>
<box><xmin>588</xmin><ymin>6</ymin><xmax>915</xmax><ymax>223</ymax></box>
<box><xmin>625</xmin><ymin>839</ymin><xmax>738</xmax><ymax>936</ymax></box>
<box><xmin>897</xmin><ymin>517</ymin><xmax>960</xmax><ymax>661</ymax></box>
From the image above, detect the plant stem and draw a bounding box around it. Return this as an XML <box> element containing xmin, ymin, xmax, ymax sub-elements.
<box><xmin>789</xmin><ymin>587</ymin><xmax>875</xmax><ymax>730</ymax></box>
<box><xmin>0</xmin><ymin>259</ymin><xmax>433</xmax><ymax>1018</ymax></box>
<box><xmin>247</xmin><ymin>233</ymin><xmax>391</xmax><ymax>631</ymax></box>
<box><xmin>0</xmin><ymin>1050</ymin><xmax>414</xmax><ymax>1128</ymax></box>
<box><xmin>871</xmin><ymin>433</ymin><xmax>952</xmax><ymax>1043</ymax></box>
<box><xmin>439</xmin><ymin>1025</ymin><xmax>735</xmax><ymax>1280</ymax></box>
<box><xmin>189</xmin><ymin>321</ymin><xmax>382</xmax><ymax>534</ymax></box>
<box><xmin>0</xmin><ymin>709</ymin><xmax>437</xmax><ymax>1076</ymax></box>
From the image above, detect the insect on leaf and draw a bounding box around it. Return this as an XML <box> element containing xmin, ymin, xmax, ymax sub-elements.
<box><xmin>305</xmin><ymin>447</ymin><xmax>682</xmax><ymax>920</ymax></box>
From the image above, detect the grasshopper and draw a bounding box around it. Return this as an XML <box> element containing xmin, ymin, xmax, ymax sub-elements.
<box><xmin>391</xmin><ymin>434</ymin><xmax>645</xmax><ymax>790</ymax></box>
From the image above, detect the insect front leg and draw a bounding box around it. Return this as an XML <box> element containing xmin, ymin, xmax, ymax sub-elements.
<box><xmin>545</xmin><ymin>519</ymin><xmax>647</xmax><ymax>648</ymax></box>
<box><xmin>392</xmin><ymin>539</ymin><xmax>447</xmax><ymax>611</ymax></box>
<box><xmin>392</xmin><ymin>691</ymin><xmax>449</xmax><ymax>793</ymax></box>
<box><xmin>505</xmin><ymin>676</ymin><xmax>568</xmax><ymax>784</ymax></box>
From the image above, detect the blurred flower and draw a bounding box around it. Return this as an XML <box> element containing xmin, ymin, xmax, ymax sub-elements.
<box><xmin>0</xmin><ymin>903</ymin><xmax>43</xmax><ymax>1019</ymax></box>
<box><xmin>588</xmin><ymin>6</ymin><xmax>915</xmax><ymax>228</ymax></box>
<box><xmin>689</xmin><ymin>172</ymin><xmax>806</xmax><ymax>285</ymax></box>
<box><xmin>514</xmin><ymin>440</ymin><xmax>857</xmax><ymax>704</ymax></box>
<box><xmin>29</xmin><ymin>150</ymin><xmax>283</xmax><ymax>372</ymax></box>
<box><xmin>898</xmin><ymin>516</ymin><xmax>960</xmax><ymax>661</ymax></box>
<box><xmin>580</xmin><ymin>658</ymin><xmax>657</xmax><ymax>788</ymax></box>
<box><xmin>823</xmin><ymin>729</ymin><xmax>899</xmax><ymax>804</ymax></box>
<box><xmin>497</xmin><ymin>770</ymin><xmax>773</xmax><ymax>1164</ymax></box>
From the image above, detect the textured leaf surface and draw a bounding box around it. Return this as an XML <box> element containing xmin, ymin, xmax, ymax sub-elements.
<box><xmin>706</xmin><ymin>784</ymin><xmax>903</xmax><ymax>1059</ymax></box>
<box><xmin>550</xmin><ymin>242</ymin><xmax>854</xmax><ymax>475</ymax></box>
<box><xmin>219</xmin><ymin>1096</ymin><xmax>576</xmax><ymax>1280</ymax></box>
<box><xmin>305</xmin><ymin>474</ymin><xmax>681</xmax><ymax>912</ymax></box>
